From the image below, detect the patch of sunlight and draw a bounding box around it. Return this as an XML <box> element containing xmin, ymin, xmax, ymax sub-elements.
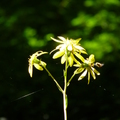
<box><xmin>83</xmin><ymin>41</ymin><xmax>99</xmax><ymax>50</ymax></box>
<box><xmin>71</xmin><ymin>12</ymin><xmax>86</xmax><ymax>26</ymax></box>
<box><xmin>83</xmin><ymin>41</ymin><xmax>103</xmax><ymax>60</ymax></box>
<box><xmin>86</xmin><ymin>17</ymin><xmax>97</xmax><ymax>28</ymax></box>
<box><xmin>45</xmin><ymin>33</ymin><xmax>54</xmax><ymax>41</ymax></box>
<box><xmin>71</xmin><ymin>17</ymin><xmax>81</xmax><ymax>26</ymax></box>
<box><xmin>24</xmin><ymin>27</ymin><xmax>47</xmax><ymax>47</ymax></box>
<box><xmin>28</xmin><ymin>38</ymin><xmax>46</xmax><ymax>47</ymax></box>
<box><xmin>104</xmin><ymin>43</ymin><xmax>113</xmax><ymax>53</ymax></box>
<box><xmin>71</xmin><ymin>12</ymin><xmax>98</xmax><ymax>28</ymax></box>
<box><xmin>24</xmin><ymin>27</ymin><xmax>36</xmax><ymax>38</ymax></box>
<box><xmin>84</xmin><ymin>0</ymin><xmax>94</xmax><ymax>7</ymax></box>
<box><xmin>105</xmin><ymin>0</ymin><xmax>120</xmax><ymax>5</ymax></box>
<box><xmin>98</xmin><ymin>33</ymin><xmax>110</xmax><ymax>42</ymax></box>
<box><xmin>96</xmin><ymin>10</ymin><xmax>108</xmax><ymax>20</ymax></box>
<box><xmin>95</xmin><ymin>33</ymin><xmax>113</xmax><ymax>53</ymax></box>
<box><xmin>97</xmin><ymin>33</ymin><xmax>119</xmax><ymax>51</ymax></box>
<box><xmin>109</xmin><ymin>23</ymin><xmax>117</xmax><ymax>30</ymax></box>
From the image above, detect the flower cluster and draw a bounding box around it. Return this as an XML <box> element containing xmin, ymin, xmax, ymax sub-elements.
<box><xmin>74</xmin><ymin>54</ymin><xmax>101</xmax><ymax>84</ymax></box>
<box><xmin>50</xmin><ymin>36</ymin><xmax>87</xmax><ymax>67</ymax></box>
<box><xmin>28</xmin><ymin>36</ymin><xmax>103</xmax><ymax>84</ymax></box>
<box><xmin>28</xmin><ymin>36</ymin><xmax>103</xmax><ymax>120</ymax></box>
<box><xmin>50</xmin><ymin>36</ymin><xmax>103</xmax><ymax>84</ymax></box>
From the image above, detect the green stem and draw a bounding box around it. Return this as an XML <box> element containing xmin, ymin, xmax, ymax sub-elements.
<box><xmin>67</xmin><ymin>73</ymin><xmax>76</xmax><ymax>86</ymax></box>
<box><xmin>43</xmin><ymin>66</ymin><xmax>63</xmax><ymax>93</ymax></box>
<box><xmin>63</xmin><ymin>49</ymin><xmax>68</xmax><ymax>120</ymax></box>
<box><xmin>63</xmin><ymin>91</ymin><xmax>67</xmax><ymax>120</ymax></box>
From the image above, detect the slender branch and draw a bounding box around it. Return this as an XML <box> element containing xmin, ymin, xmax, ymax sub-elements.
<box><xmin>43</xmin><ymin>66</ymin><xmax>63</xmax><ymax>93</ymax></box>
<box><xmin>67</xmin><ymin>73</ymin><xmax>76</xmax><ymax>86</ymax></box>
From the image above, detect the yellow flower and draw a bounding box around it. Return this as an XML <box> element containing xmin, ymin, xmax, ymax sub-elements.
<box><xmin>74</xmin><ymin>54</ymin><xmax>100</xmax><ymax>84</ymax></box>
<box><xmin>50</xmin><ymin>36</ymin><xmax>87</xmax><ymax>67</ymax></box>
<box><xmin>28</xmin><ymin>51</ymin><xmax>47</xmax><ymax>77</ymax></box>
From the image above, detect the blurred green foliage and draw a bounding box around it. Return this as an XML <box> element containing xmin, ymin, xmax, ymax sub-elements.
<box><xmin>0</xmin><ymin>0</ymin><xmax>120</xmax><ymax>120</ymax></box>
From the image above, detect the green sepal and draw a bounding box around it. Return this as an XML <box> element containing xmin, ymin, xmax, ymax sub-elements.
<box><xmin>33</xmin><ymin>57</ymin><xmax>40</xmax><ymax>64</ymax></box>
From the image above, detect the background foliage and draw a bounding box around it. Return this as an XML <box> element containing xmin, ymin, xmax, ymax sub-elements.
<box><xmin>0</xmin><ymin>0</ymin><xmax>120</xmax><ymax>120</ymax></box>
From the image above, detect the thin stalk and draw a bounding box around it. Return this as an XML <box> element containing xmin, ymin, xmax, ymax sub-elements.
<box><xmin>43</xmin><ymin>66</ymin><xmax>63</xmax><ymax>93</ymax></box>
<box><xmin>63</xmin><ymin>49</ymin><xmax>68</xmax><ymax>120</ymax></box>
<box><xmin>63</xmin><ymin>91</ymin><xmax>67</xmax><ymax>120</ymax></box>
<box><xmin>67</xmin><ymin>73</ymin><xmax>76</xmax><ymax>86</ymax></box>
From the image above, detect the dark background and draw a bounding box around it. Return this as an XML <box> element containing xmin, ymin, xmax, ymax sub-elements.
<box><xmin>0</xmin><ymin>0</ymin><xmax>120</xmax><ymax>120</ymax></box>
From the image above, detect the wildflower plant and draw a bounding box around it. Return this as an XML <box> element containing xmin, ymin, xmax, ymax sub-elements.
<box><xmin>28</xmin><ymin>36</ymin><xmax>103</xmax><ymax>120</ymax></box>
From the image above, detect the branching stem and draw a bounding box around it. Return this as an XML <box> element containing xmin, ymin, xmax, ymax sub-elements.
<box><xmin>44</xmin><ymin>66</ymin><xmax>63</xmax><ymax>93</ymax></box>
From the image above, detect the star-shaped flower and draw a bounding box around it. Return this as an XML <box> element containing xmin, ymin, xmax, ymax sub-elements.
<box><xmin>28</xmin><ymin>51</ymin><xmax>47</xmax><ymax>77</ymax></box>
<box><xmin>74</xmin><ymin>54</ymin><xmax>101</xmax><ymax>84</ymax></box>
<box><xmin>50</xmin><ymin>36</ymin><xmax>87</xmax><ymax>67</ymax></box>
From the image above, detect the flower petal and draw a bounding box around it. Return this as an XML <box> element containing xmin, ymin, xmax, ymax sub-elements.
<box><xmin>74</xmin><ymin>68</ymin><xmax>84</xmax><ymax>74</ymax></box>
<box><xmin>91</xmin><ymin>67</ymin><xmax>100</xmax><ymax>75</ymax></box>
<box><xmin>28</xmin><ymin>62</ymin><xmax>33</xmax><ymax>77</ymax></box>
<box><xmin>74</xmin><ymin>45</ymin><xmax>85</xmax><ymax>51</ymax></box>
<box><xmin>88</xmin><ymin>72</ymin><xmax>90</xmax><ymax>84</ymax></box>
<box><xmin>40</xmin><ymin>61</ymin><xmax>47</xmax><ymax>67</ymax></box>
<box><xmin>78</xmin><ymin>69</ymin><xmax>87</xmax><ymax>81</ymax></box>
<box><xmin>34</xmin><ymin>63</ymin><xmax>43</xmax><ymax>71</ymax></box>
<box><xmin>73</xmin><ymin>63</ymin><xmax>81</xmax><ymax>67</ymax></box>
<box><xmin>81</xmin><ymin>50</ymin><xmax>88</xmax><ymax>54</ymax></box>
<box><xmin>90</xmin><ymin>69</ymin><xmax>96</xmax><ymax>79</ymax></box>
<box><xmin>50</xmin><ymin>48</ymin><xmax>57</xmax><ymax>54</ymax></box>
<box><xmin>51</xmin><ymin>37</ymin><xmax>63</xmax><ymax>43</ymax></box>
<box><xmin>56</xmin><ymin>44</ymin><xmax>65</xmax><ymax>50</ymax></box>
<box><xmin>68</xmin><ymin>55</ymin><xmax>73</xmax><ymax>67</ymax></box>
<box><xmin>71</xmin><ymin>38</ymin><xmax>81</xmax><ymax>44</ymax></box>
<box><xmin>58</xmin><ymin>36</ymin><xmax>66</xmax><ymax>41</ymax></box>
<box><xmin>70</xmin><ymin>53</ymin><xmax>80</xmax><ymax>64</ymax></box>
<box><xmin>61</xmin><ymin>54</ymin><xmax>66</xmax><ymax>64</ymax></box>
<box><xmin>74</xmin><ymin>52</ymin><xmax>85</xmax><ymax>62</ymax></box>
<box><xmin>53</xmin><ymin>50</ymin><xmax>64</xmax><ymax>59</ymax></box>
<box><xmin>75</xmin><ymin>38</ymin><xmax>81</xmax><ymax>43</ymax></box>
<box><xmin>60</xmin><ymin>44</ymin><xmax>66</xmax><ymax>51</ymax></box>
<box><xmin>89</xmin><ymin>54</ymin><xmax>95</xmax><ymax>63</ymax></box>
<box><xmin>37</xmin><ymin>51</ymin><xmax>48</xmax><ymax>57</ymax></box>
